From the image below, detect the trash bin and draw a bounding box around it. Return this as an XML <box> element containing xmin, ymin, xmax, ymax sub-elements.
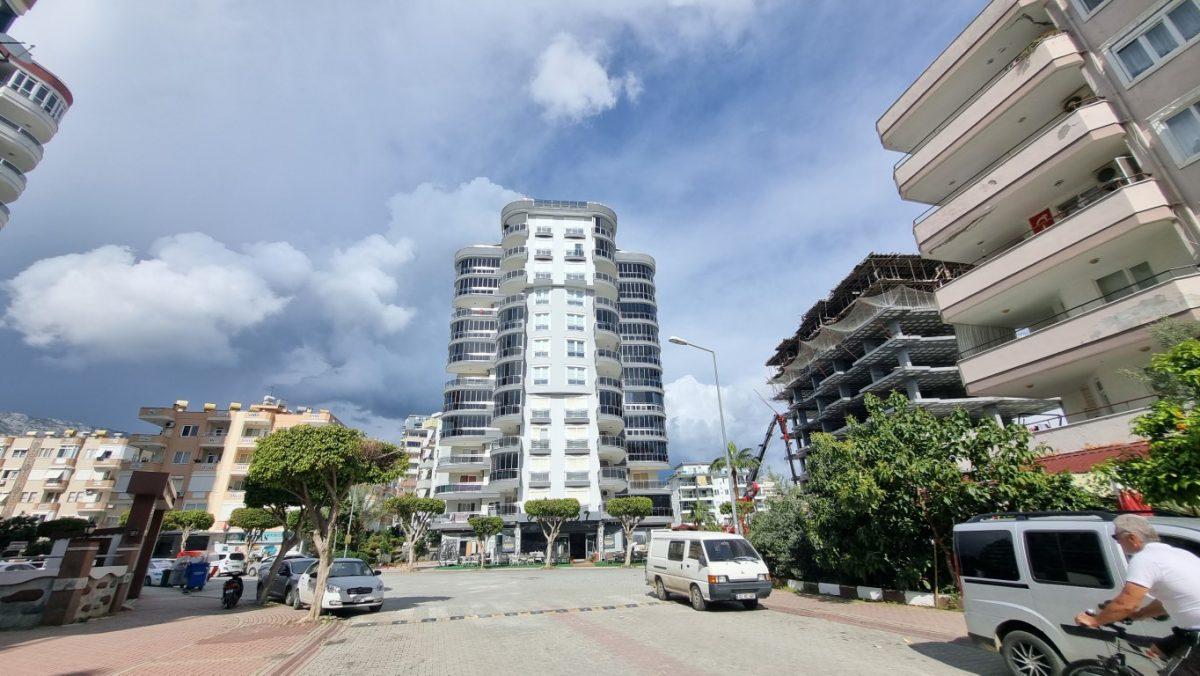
<box><xmin>185</xmin><ymin>561</ymin><xmax>208</xmax><ymax>591</ymax></box>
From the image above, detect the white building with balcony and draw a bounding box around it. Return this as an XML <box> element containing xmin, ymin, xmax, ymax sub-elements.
<box><xmin>878</xmin><ymin>0</ymin><xmax>1200</xmax><ymax>460</ymax></box>
<box><xmin>434</xmin><ymin>199</ymin><xmax>672</xmax><ymax>562</ymax></box>
<box><xmin>668</xmin><ymin>462</ymin><xmax>779</xmax><ymax>527</ymax></box>
<box><xmin>0</xmin><ymin>0</ymin><xmax>72</xmax><ymax>231</ymax></box>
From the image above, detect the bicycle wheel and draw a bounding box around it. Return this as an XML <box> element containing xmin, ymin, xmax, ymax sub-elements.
<box><xmin>1063</xmin><ymin>658</ymin><xmax>1139</xmax><ymax>676</ymax></box>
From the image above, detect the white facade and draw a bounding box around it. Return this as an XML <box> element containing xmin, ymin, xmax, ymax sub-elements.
<box><xmin>434</xmin><ymin>200</ymin><xmax>671</xmax><ymax>556</ymax></box>
<box><xmin>668</xmin><ymin>462</ymin><xmax>777</xmax><ymax>526</ymax></box>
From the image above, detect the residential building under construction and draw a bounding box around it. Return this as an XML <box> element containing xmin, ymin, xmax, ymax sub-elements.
<box><xmin>767</xmin><ymin>254</ymin><xmax>1054</xmax><ymax>477</ymax></box>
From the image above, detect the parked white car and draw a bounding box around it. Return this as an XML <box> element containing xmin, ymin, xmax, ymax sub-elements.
<box><xmin>144</xmin><ymin>558</ymin><xmax>174</xmax><ymax>586</ymax></box>
<box><xmin>954</xmin><ymin>511</ymin><xmax>1200</xmax><ymax>676</ymax></box>
<box><xmin>645</xmin><ymin>530</ymin><xmax>772</xmax><ymax>611</ymax></box>
<box><xmin>293</xmin><ymin>558</ymin><xmax>384</xmax><ymax>613</ymax></box>
<box><xmin>207</xmin><ymin>551</ymin><xmax>246</xmax><ymax>577</ymax></box>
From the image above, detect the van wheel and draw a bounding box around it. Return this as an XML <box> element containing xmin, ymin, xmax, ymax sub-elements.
<box><xmin>689</xmin><ymin>585</ymin><xmax>708</xmax><ymax>611</ymax></box>
<box><xmin>741</xmin><ymin>599</ymin><xmax>759</xmax><ymax>610</ymax></box>
<box><xmin>1001</xmin><ymin>630</ymin><xmax>1064</xmax><ymax>676</ymax></box>
<box><xmin>654</xmin><ymin>578</ymin><xmax>669</xmax><ymax>601</ymax></box>
<box><xmin>144</xmin><ymin>576</ymin><xmax>152</xmax><ymax>586</ymax></box>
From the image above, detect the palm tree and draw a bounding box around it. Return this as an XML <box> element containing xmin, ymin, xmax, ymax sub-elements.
<box><xmin>688</xmin><ymin>499</ymin><xmax>712</xmax><ymax>526</ymax></box>
<box><xmin>710</xmin><ymin>442</ymin><xmax>760</xmax><ymax>508</ymax></box>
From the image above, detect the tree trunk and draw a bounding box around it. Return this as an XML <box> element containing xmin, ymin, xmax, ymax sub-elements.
<box><xmin>622</xmin><ymin>521</ymin><xmax>635</xmax><ymax>567</ymax></box>
<box><xmin>258</xmin><ymin>532</ymin><xmax>300</xmax><ymax>605</ymax></box>
<box><xmin>543</xmin><ymin>522</ymin><xmax>558</xmax><ymax>570</ymax></box>
<box><xmin>179</xmin><ymin>526</ymin><xmax>192</xmax><ymax>554</ymax></box>
<box><xmin>479</xmin><ymin>537</ymin><xmax>486</xmax><ymax>569</ymax></box>
<box><xmin>308</xmin><ymin>528</ymin><xmax>332</xmax><ymax>621</ymax></box>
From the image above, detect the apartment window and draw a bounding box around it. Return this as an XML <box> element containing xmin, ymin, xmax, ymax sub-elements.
<box><xmin>1025</xmin><ymin>531</ymin><xmax>1113</xmax><ymax>588</ymax></box>
<box><xmin>170</xmin><ymin>476</ymin><xmax>184</xmax><ymax>493</ymax></box>
<box><xmin>1111</xmin><ymin>0</ymin><xmax>1200</xmax><ymax>84</ymax></box>
<box><xmin>179</xmin><ymin>424</ymin><xmax>199</xmax><ymax>437</ymax></box>
<box><xmin>567</xmin><ymin>289</ymin><xmax>585</xmax><ymax>307</ymax></box>
<box><xmin>1072</xmin><ymin>0</ymin><xmax>1111</xmax><ymax>17</ymax></box>
<box><xmin>21</xmin><ymin>492</ymin><xmax>35</xmax><ymax>502</ymax></box>
<box><xmin>566</xmin><ymin>339</ymin><xmax>585</xmax><ymax>358</ymax></box>
<box><xmin>66</xmin><ymin>492</ymin><xmax>77</xmax><ymax>502</ymax></box>
<box><xmin>1160</xmin><ymin>98</ymin><xmax>1200</xmax><ymax>166</ymax></box>
<box><xmin>533</xmin><ymin>338</ymin><xmax>551</xmax><ymax>358</ymax></box>
<box><xmin>11</xmin><ymin>449</ymin><xmax>26</xmax><ymax>459</ymax></box>
<box><xmin>567</xmin><ymin>366</ymin><xmax>587</xmax><ymax>386</ymax></box>
<box><xmin>38</xmin><ymin>448</ymin><xmax>52</xmax><ymax>458</ymax></box>
<box><xmin>533</xmin><ymin>288</ymin><xmax>550</xmax><ymax>305</ymax></box>
<box><xmin>1</xmin><ymin>470</ymin><xmax>17</xmax><ymax>479</ymax></box>
<box><xmin>534</xmin><ymin>313</ymin><xmax>550</xmax><ymax>331</ymax></box>
<box><xmin>56</xmin><ymin>446</ymin><xmax>78</xmax><ymax>459</ymax></box>
<box><xmin>183</xmin><ymin>501</ymin><xmax>207</xmax><ymax>511</ymax></box>
<box><xmin>1095</xmin><ymin>262</ymin><xmax>1156</xmax><ymax>301</ymax></box>
<box><xmin>172</xmin><ymin>451</ymin><xmax>191</xmax><ymax>464</ymax></box>
<box><xmin>566</xmin><ymin>314</ymin><xmax>585</xmax><ymax>331</ymax></box>
<box><xmin>532</xmin><ymin>366</ymin><xmax>550</xmax><ymax>385</ymax></box>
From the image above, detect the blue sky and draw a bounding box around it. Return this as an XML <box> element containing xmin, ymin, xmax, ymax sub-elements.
<box><xmin>0</xmin><ymin>0</ymin><xmax>987</xmax><ymax>467</ymax></box>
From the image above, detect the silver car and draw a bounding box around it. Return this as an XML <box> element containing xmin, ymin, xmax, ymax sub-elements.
<box><xmin>260</xmin><ymin>557</ymin><xmax>317</xmax><ymax>604</ymax></box>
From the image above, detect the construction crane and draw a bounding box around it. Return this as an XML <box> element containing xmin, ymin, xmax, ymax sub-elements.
<box><xmin>739</xmin><ymin>392</ymin><xmax>801</xmax><ymax>499</ymax></box>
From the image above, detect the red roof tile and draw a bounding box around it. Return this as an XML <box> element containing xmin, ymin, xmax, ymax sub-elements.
<box><xmin>1037</xmin><ymin>441</ymin><xmax>1149</xmax><ymax>474</ymax></box>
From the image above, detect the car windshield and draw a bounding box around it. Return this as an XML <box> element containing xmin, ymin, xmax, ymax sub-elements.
<box><xmin>703</xmin><ymin>539</ymin><xmax>761</xmax><ymax>562</ymax></box>
<box><xmin>329</xmin><ymin>561</ymin><xmax>372</xmax><ymax>578</ymax></box>
<box><xmin>229</xmin><ymin>553</ymin><xmax>245</xmax><ymax>561</ymax></box>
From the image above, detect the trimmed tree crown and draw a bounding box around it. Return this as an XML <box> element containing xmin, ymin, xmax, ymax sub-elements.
<box><xmin>385</xmin><ymin>495</ymin><xmax>446</xmax><ymax>519</ymax></box>
<box><xmin>163</xmin><ymin>509</ymin><xmax>214</xmax><ymax>532</ymax></box>
<box><xmin>605</xmin><ymin>496</ymin><xmax>653</xmax><ymax>518</ymax></box>
<box><xmin>524</xmin><ymin>498</ymin><xmax>581</xmax><ymax>519</ymax></box>
<box><xmin>228</xmin><ymin>507</ymin><xmax>281</xmax><ymax>532</ymax></box>
<box><xmin>467</xmin><ymin>515</ymin><xmax>504</xmax><ymax>537</ymax></box>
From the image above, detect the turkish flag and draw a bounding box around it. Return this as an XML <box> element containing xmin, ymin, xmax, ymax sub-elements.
<box><xmin>1029</xmin><ymin>208</ymin><xmax>1054</xmax><ymax>234</ymax></box>
<box><xmin>1117</xmin><ymin>489</ymin><xmax>1152</xmax><ymax>514</ymax></box>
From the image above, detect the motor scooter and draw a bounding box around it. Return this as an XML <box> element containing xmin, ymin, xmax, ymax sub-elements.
<box><xmin>221</xmin><ymin>571</ymin><xmax>244</xmax><ymax>609</ymax></box>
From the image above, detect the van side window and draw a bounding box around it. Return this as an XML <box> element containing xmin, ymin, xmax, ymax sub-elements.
<box><xmin>1025</xmin><ymin>531</ymin><xmax>1113</xmax><ymax>588</ymax></box>
<box><xmin>1162</xmin><ymin>535</ymin><xmax>1200</xmax><ymax>559</ymax></box>
<box><xmin>687</xmin><ymin>541</ymin><xmax>704</xmax><ymax>563</ymax></box>
<box><xmin>667</xmin><ymin>541</ymin><xmax>684</xmax><ymax>562</ymax></box>
<box><xmin>955</xmin><ymin>530</ymin><xmax>1019</xmax><ymax>581</ymax></box>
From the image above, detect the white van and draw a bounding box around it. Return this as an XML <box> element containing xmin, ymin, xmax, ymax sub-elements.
<box><xmin>644</xmin><ymin>529</ymin><xmax>772</xmax><ymax>611</ymax></box>
<box><xmin>954</xmin><ymin>511</ymin><xmax>1200</xmax><ymax>675</ymax></box>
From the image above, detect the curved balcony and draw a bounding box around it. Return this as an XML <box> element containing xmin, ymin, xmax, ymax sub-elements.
<box><xmin>598</xmin><ymin>436</ymin><xmax>626</xmax><ymax>463</ymax></box>
<box><xmin>596</xmin><ymin>348</ymin><xmax>622</xmax><ymax>377</ymax></box>
<box><xmin>453</xmin><ymin>284</ymin><xmax>498</xmax><ymax>310</ymax></box>
<box><xmin>491</xmin><ymin>436</ymin><xmax>522</xmax><ymax>455</ymax></box>
<box><xmin>624</xmin><ymin>403</ymin><xmax>665</xmax><ymax>416</ymax></box>
<box><xmin>501</xmin><ymin>246</ymin><xmax>527</xmax><ymax>270</ymax></box>
<box><xmin>489</xmin><ymin>468</ymin><xmax>521</xmax><ymax>492</ymax></box>
<box><xmin>0</xmin><ymin>68</ymin><xmax>69</xmax><ymax>144</ymax></box>
<box><xmin>491</xmin><ymin>405</ymin><xmax>522</xmax><ymax>431</ymax></box>
<box><xmin>599</xmin><ymin>467</ymin><xmax>628</xmax><ymax>490</ymax></box>
<box><xmin>441</xmin><ymin>426</ymin><xmax>499</xmax><ymax>448</ymax></box>
<box><xmin>444</xmin><ymin>377</ymin><xmax>494</xmax><ymax>393</ymax></box>
<box><xmin>622</xmin><ymin>376</ymin><xmax>664</xmax><ymax>391</ymax></box>
<box><xmin>596</xmin><ymin>376</ymin><xmax>622</xmax><ymax>392</ymax></box>
<box><xmin>493</xmin><ymin>346</ymin><xmax>524</xmax><ymax>367</ymax></box>
<box><xmin>446</xmin><ymin>352</ymin><xmax>493</xmax><ymax>375</ymax></box>
<box><xmin>0</xmin><ymin>112</ymin><xmax>42</xmax><ymax>172</ymax></box>
<box><xmin>628</xmin><ymin>479</ymin><xmax>670</xmax><ymax>494</ymax></box>
<box><xmin>597</xmin><ymin>406</ymin><xmax>625</xmax><ymax>434</ymax></box>
<box><xmin>0</xmin><ymin>158</ymin><xmax>26</xmax><ymax>204</ymax></box>
<box><xmin>437</xmin><ymin>454</ymin><xmax>488</xmax><ymax>472</ymax></box>
<box><xmin>498</xmin><ymin>269</ymin><xmax>527</xmax><ymax>294</ymax></box>
<box><xmin>594</xmin><ymin>321</ymin><xmax>620</xmax><ymax>348</ymax></box>
<box><xmin>493</xmin><ymin>374</ymin><xmax>523</xmax><ymax>392</ymax></box>
<box><xmin>434</xmin><ymin>483</ymin><xmax>499</xmax><ymax>500</ymax></box>
<box><xmin>501</xmin><ymin>222</ymin><xmax>528</xmax><ymax>246</ymax></box>
<box><xmin>128</xmin><ymin>433</ymin><xmax>166</xmax><ymax>448</ymax></box>
<box><xmin>593</xmin><ymin>272</ymin><xmax>619</xmax><ymax>300</ymax></box>
<box><xmin>499</xmin><ymin>293</ymin><xmax>526</xmax><ymax>311</ymax></box>
<box><xmin>497</xmin><ymin>319</ymin><xmax>525</xmax><ymax>336</ymax></box>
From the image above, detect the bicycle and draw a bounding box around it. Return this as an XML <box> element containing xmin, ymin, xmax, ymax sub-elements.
<box><xmin>1062</xmin><ymin>612</ymin><xmax>1165</xmax><ymax>676</ymax></box>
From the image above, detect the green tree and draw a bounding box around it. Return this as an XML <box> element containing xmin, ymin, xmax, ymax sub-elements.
<box><xmin>228</xmin><ymin>507</ymin><xmax>281</xmax><ymax>558</ymax></box>
<box><xmin>802</xmin><ymin>391</ymin><xmax>1099</xmax><ymax>590</ymax></box>
<box><xmin>162</xmin><ymin>509</ymin><xmax>215</xmax><ymax>553</ymax></box>
<box><xmin>747</xmin><ymin>487</ymin><xmax>817</xmax><ymax>581</ymax></box>
<box><xmin>605</xmin><ymin>496</ymin><xmax>653</xmax><ymax>567</ymax></box>
<box><xmin>711</xmin><ymin>442</ymin><xmax>759</xmax><ymax>503</ymax></box>
<box><xmin>36</xmin><ymin>517</ymin><xmax>90</xmax><ymax>540</ymax></box>
<box><xmin>719</xmin><ymin>498</ymin><xmax>756</xmax><ymax>531</ymax></box>
<box><xmin>467</xmin><ymin>515</ymin><xmax>504</xmax><ymax>569</ymax></box>
<box><xmin>1102</xmin><ymin>333</ymin><xmax>1200</xmax><ymax>514</ymax></box>
<box><xmin>524</xmin><ymin>498</ymin><xmax>580</xmax><ymax>568</ymax></box>
<box><xmin>384</xmin><ymin>495</ymin><xmax>445</xmax><ymax>569</ymax></box>
<box><xmin>688</xmin><ymin>499</ymin><xmax>714</xmax><ymax>527</ymax></box>
<box><xmin>248</xmin><ymin>425</ymin><xmax>405</xmax><ymax>620</ymax></box>
<box><xmin>244</xmin><ymin>478</ymin><xmax>310</xmax><ymax>604</ymax></box>
<box><xmin>0</xmin><ymin>516</ymin><xmax>40</xmax><ymax>552</ymax></box>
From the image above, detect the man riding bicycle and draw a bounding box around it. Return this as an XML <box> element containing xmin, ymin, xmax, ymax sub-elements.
<box><xmin>1075</xmin><ymin>515</ymin><xmax>1200</xmax><ymax>675</ymax></box>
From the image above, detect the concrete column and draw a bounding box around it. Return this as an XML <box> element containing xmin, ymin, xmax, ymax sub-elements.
<box><xmin>904</xmin><ymin>377</ymin><xmax>921</xmax><ymax>401</ymax></box>
<box><xmin>41</xmin><ymin>539</ymin><xmax>99</xmax><ymax>626</ymax></box>
<box><xmin>121</xmin><ymin>495</ymin><xmax>165</xmax><ymax>602</ymax></box>
<box><xmin>869</xmin><ymin>365</ymin><xmax>887</xmax><ymax>382</ymax></box>
<box><xmin>887</xmin><ymin>319</ymin><xmax>904</xmax><ymax>337</ymax></box>
<box><xmin>514</xmin><ymin>523</ymin><xmax>522</xmax><ymax>555</ymax></box>
<box><xmin>982</xmin><ymin>404</ymin><xmax>1003</xmax><ymax>426</ymax></box>
<box><xmin>837</xmin><ymin>382</ymin><xmax>854</xmax><ymax>399</ymax></box>
<box><xmin>596</xmin><ymin>520</ymin><xmax>605</xmax><ymax>562</ymax></box>
<box><xmin>897</xmin><ymin>348</ymin><xmax>913</xmax><ymax>369</ymax></box>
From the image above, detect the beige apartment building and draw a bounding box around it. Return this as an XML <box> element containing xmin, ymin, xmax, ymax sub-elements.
<box><xmin>116</xmin><ymin>398</ymin><xmax>340</xmax><ymax>536</ymax></box>
<box><xmin>409</xmin><ymin>413</ymin><xmax>441</xmax><ymax>498</ymax></box>
<box><xmin>0</xmin><ymin>430</ymin><xmax>133</xmax><ymax>525</ymax></box>
<box><xmin>879</xmin><ymin>0</ymin><xmax>1200</xmax><ymax>459</ymax></box>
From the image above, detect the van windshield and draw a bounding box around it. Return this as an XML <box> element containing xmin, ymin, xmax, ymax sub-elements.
<box><xmin>703</xmin><ymin>539</ymin><xmax>760</xmax><ymax>562</ymax></box>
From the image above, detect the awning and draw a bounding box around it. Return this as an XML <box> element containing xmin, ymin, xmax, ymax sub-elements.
<box><xmin>44</xmin><ymin>469</ymin><xmax>68</xmax><ymax>480</ymax></box>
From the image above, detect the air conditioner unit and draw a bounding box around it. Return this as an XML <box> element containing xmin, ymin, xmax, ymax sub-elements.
<box><xmin>1063</xmin><ymin>95</ymin><xmax>1087</xmax><ymax>112</ymax></box>
<box><xmin>1094</xmin><ymin>156</ymin><xmax>1140</xmax><ymax>184</ymax></box>
<box><xmin>164</xmin><ymin>421</ymin><xmax>176</xmax><ymax>429</ymax></box>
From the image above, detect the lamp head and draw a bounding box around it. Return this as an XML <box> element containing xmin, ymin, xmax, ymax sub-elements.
<box><xmin>668</xmin><ymin>336</ymin><xmax>689</xmax><ymax>346</ymax></box>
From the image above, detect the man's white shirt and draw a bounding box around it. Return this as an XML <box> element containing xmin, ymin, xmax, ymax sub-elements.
<box><xmin>1126</xmin><ymin>542</ymin><xmax>1200</xmax><ymax>629</ymax></box>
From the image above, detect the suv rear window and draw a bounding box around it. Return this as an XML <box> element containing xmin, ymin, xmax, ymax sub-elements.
<box><xmin>956</xmin><ymin>529</ymin><xmax>1019</xmax><ymax>581</ymax></box>
<box><xmin>1025</xmin><ymin>531</ymin><xmax>1112</xmax><ymax>588</ymax></box>
<box><xmin>1162</xmin><ymin>535</ymin><xmax>1200</xmax><ymax>559</ymax></box>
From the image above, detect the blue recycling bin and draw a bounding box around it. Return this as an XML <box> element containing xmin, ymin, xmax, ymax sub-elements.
<box><xmin>185</xmin><ymin>561</ymin><xmax>208</xmax><ymax>591</ymax></box>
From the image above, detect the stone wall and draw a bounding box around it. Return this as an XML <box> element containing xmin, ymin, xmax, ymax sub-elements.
<box><xmin>0</xmin><ymin>570</ymin><xmax>56</xmax><ymax>630</ymax></box>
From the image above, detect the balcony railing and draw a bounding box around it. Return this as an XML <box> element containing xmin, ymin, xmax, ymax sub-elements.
<box><xmin>600</xmin><ymin>468</ymin><xmax>628</xmax><ymax>481</ymax></box>
<box><xmin>598</xmin><ymin>405</ymin><xmax>624</xmax><ymax>418</ymax></box>
<box><xmin>564</xmin><ymin>409</ymin><xmax>589</xmax><ymax>422</ymax></box>
<box><xmin>491</xmin><ymin>468</ymin><xmax>520</xmax><ymax>481</ymax></box>
<box><xmin>503</xmin><ymin>246</ymin><xmax>526</xmax><ymax>259</ymax></box>
<box><xmin>492</xmin><ymin>437</ymin><xmax>521</xmax><ymax>453</ymax></box>
<box><xmin>534</xmin><ymin>227</ymin><xmax>553</xmax><ymax>237</ymax></box>
<box><xmin>529</xmin><ymin>472</ymin><xmax>551</xmax><ymax>486</ymax></box>
<box><xmin>445</xmin><ymin>377</ymin><xmax>495</xmax><ymax>390</ymax></box>
<box><xmin>534</xmin><ymin>249</ymin><xmax>553</xmax><ymax>260</ymax></box>
<box><xmin>596</xmin><ymin>377</ymin><xmax>622</xmax><ymax>389</ymax></box>
<box><xmin>530</xmin><ymin>409</ymin><xmax>551</xmax><ymax>423</ymax></box>
<box><xmin>624</xmin><ymin>403</ymin><xmax>664</xmax><ymax>414</ymax></box>
<box><xmin>596</xmin><ymin>348</ymin><xmax>621</xmax><ymax>362</ymax></box>
<box><xmin>565</xmin><ymin>471</ymin><xmax>590</xmax><ymax>485</ymax></box>
<box><xmin>565</xmin><ymin>227</ymin><xmax>585</xmax><ymax>238</ymax></box>
<box><xmin>959</xmin><ymin>266</ymin><xmax>1199</xmax><ymax>359</ymax></box>
<box><xmin>489</xmin><ymin>503</ymin><xmax>519</xmax><ymax>516</ymax></box>
<box><xmin>435</xmin><ymin>483</ymin><xmax>487</xmax><ymax>495</ymax></box>
<box><xmin>1025</xmin><ymin>395</ymin><xmax>1157</xmax><ymax>432</ymax></box>
<box><xmin>502</xmin><ymin>223</ymin><xmax>527</xmax><ymax>237</ymax></box>
<box><xmin>439</xmin><ymin>455</ymin><xmax>487</xmax><ymax>467</ymax></box>
<box><xmin>628</xmin><ymin>479</ymin><xmax>664</xmax><ymax>490</ymax></box>
<box><xmin>565</xmin><ymin>273</ymin><xmax>586</xmax><ymax>283</ymax></box>
<box><xmin>0</xmin><ymin>111</ymin><xmax>41</xmax><ymax>149</ymax></box>
<box><xmin>628</xmin><ymin>451</ymin><xmax>670</xmax><ymax>464</ymax></box>
<box><xmin>530</xmin><ymin>439</ymin><xmax>551</xmax><ymax>453</ymax></box>
<box><xmin>598</xmin><ymin>435</ymin><xmax>625</xmax><ymax>448</ymax></box>
<box><xmin>594</xmin><ymin>224</ymin><xmax>613</xmax><ymax>239</ymax></box>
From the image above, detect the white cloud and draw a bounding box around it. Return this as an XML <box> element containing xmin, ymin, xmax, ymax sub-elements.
<box><xmin>665</xmin><ymin>374</ymin><xmax>786</xmax><ymax>468</ymax></box>
<box><xmin>530</xmin><ymin>34</ymin><xmax>639</xmax><ymax>122</ymax></box>
<box><xmin>1</xmin><ymin>234</ymin><xmax>295</xmax><ymax>363</ymax></box>
<box><xmin>312</xmin><ymin>234</ymin><xmax>416</xmax><ymax>335</ymax></box>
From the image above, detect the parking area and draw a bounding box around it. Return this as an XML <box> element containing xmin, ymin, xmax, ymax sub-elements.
<box><xmin>297</xmin><ymin>567</ymin><xmax>1006</xmax><ymax>675</ymax></box>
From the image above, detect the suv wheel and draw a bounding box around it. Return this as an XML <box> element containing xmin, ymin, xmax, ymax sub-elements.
<box><xmin>1001</xmin><ymin>630</ymin><xmax>1064</xmax><ymax>676</ymax></box>
<box><xmin>288</xmin><ymin>587</ymin><xmax>302</xmax><ymax>610</ymax></box>
<box><xmin>689</xmin><ymin>585</ymin><xmax>708</xmax><ymax>612</ymax></box>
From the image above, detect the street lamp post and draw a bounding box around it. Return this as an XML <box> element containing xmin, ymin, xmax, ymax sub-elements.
<box><xmin>668</xmin><ymin>336</ymin><xmax>741</xmax><ymax>535</ymax></box>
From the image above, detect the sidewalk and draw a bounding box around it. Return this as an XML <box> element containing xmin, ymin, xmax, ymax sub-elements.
<box><xmin>762</xmin><ymin>589</ymin><xmax>971</xmax><ymax>642</ymax></box>
<box><xmin>0</xmin><ymin>582</ymin><xmax>326</xmax><ymax>675</ymax></box>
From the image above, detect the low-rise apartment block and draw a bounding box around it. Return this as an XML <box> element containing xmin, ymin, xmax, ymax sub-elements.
<box><xmin>0</xmin><ymin>430</ymin><xmax>133</xmax><ymax>525</ymax></box>
<box><xmin>668</xmin><ymin>462</ymin><xmax>778</xmax><ymax>526</ymax></box>
<box><xmin>879</xmin><ymin>0</ymin><xmax>1200</xmax><ymax>460</ymax></box>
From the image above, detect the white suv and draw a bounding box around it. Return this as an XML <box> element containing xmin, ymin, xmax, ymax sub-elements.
<box><xmin>954</xmin><ymin>511</ymin><xmax>1200</xmax><ymax>676</ymax></box>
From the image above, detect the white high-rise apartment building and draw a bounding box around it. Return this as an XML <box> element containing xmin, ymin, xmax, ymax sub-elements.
<box><xmin>435</xmin><ymin>199</ymin><xmax>672</xmax><ymax>561</ymax></box>
<box><xmin>879</xmin><ymin>0</ymin><xmax>1200</xmax><ymax>462</ymax></box>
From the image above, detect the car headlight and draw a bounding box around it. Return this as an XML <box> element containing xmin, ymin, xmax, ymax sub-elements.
<box><xmin>326</xmin><ymin>584</ymin><xmax>341</xmax><ymax>593</ymax></box>
<box><xmin>707</xmin><ymin>575</ymin><xmax>728</xmax><ymax>584</ymax></box>
<box><xmin>758</xmin><ymin>573</ymin><xmax>771</xmax><ymax>582</ymax></box>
